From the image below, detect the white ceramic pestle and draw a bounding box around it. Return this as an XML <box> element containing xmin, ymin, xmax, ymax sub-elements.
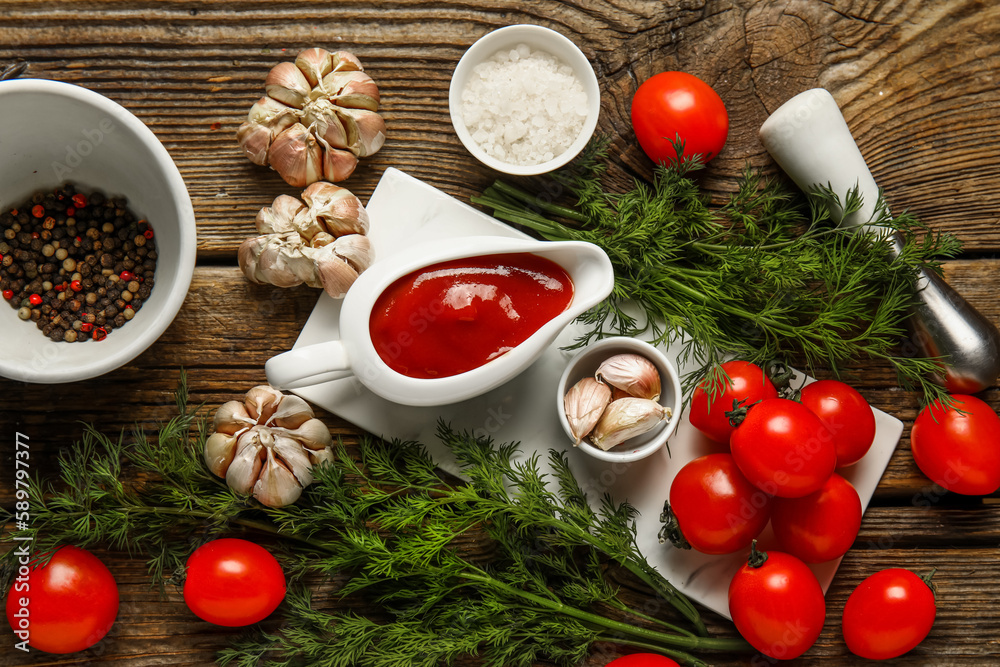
<box><xmin>759</xmin><ymin>88</ymin><xmax>1000</xmax><ymax>393</ymax></box>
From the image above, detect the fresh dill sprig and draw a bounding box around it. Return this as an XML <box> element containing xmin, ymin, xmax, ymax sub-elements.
<box><xmin>471</xmin><ymin>142</ymin><xmax>958</xmax><ymax>404</ymax></box>
<box><xmin>0</xmin><ymin>373</ymin><xmax>270</xmax><ymax>594</ymax></box>
<box><xmin>1</xmin><ymin>383</ymin><xmax>750</xmax><ymax>667</ymax></box>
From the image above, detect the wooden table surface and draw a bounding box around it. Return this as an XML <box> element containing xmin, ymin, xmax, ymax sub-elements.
<box><xmin>3</xmin><ymin>1</ymin><xmax>1000</xmax><ymax>665</ymax></box>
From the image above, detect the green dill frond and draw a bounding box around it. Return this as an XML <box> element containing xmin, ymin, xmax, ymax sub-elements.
<box><xmin>472</xmin><ymin>147</ymin><xmax>961</xmax><ymax>405</ymax></box>
<box><xmin>4</xmin><ymin>381</ymin><xmax>754</xmax><ymax>666</ymax></box>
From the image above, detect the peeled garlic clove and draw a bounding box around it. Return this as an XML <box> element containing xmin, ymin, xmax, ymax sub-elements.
<box><xmin>204</xmin><ymin>432</ymin><xmax>239</xmax><ymax>477</ymax></box>
<box><xmin>254</xmin><ymin>448</ymin><xmax>304</xmax><ymax>507</ymax></box>
<box><xmin>245</xmin><ymin>384</ymin><xmax>284</xmax><ymax>422</ymax></box>
<box><xmin>596</xmin><ymin>353</ymin><xmax>662</xmax><ymax>401</ymax></box>
<box><xmin>314</xmin><ymin>250</ymin><xmax>360</xmax><ymax>298</ymax></box>
<box><xmin>265</xmin><ymin>61</ymin><xmax>312</xmax><ymax>109</ymax></box>
<box><xmin>301</xmin><ymin>181</ymin><xmax>370</xmax><ymax>236</ymax></box>
<box><xmin>331</xmin><ymin>234</ymin><xmax>373</xmax><ymax>273</ymax></box>
<box><xmin>226</xmin><ymin>438</ymin><xmax>264</xmax><ymax>494</ymax></box>
<box><xmin>268</xmin><ymin>123</ymin><xmax>324</xmax><ymax>188</ymax></box>
<box><xmin>590</xmin><ymin>397</ymin><xmax>669</xmax><ymax>451</ymax></box>
<box><xmin>295</xmin><ymin>47</ymin><xmax>333</xmax><ymax>87</ymax></box>
<box><xmin>270</xmin><ymin>393</ymin><xmax>314</xmax><ymax>429</ymax></box>
<box><xmin>563</xmin><ymin>377</ymin><xmax>612</xmax><ymax>445</ymax></box>
<box><xmin>213</xmin><ymin>400</ymin><xmax>252</xmax><ymax>434</ymax></box>
<box><xmin>336</xmin><ymin>107</ymin><xmax>386</xmax><ymax>157</ymax></box>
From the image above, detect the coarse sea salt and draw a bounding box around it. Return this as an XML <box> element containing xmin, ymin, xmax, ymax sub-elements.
<box><xmin>461</xmin><ymin>43</ymin><xmax>589</xmax><ymax>167</ymax></box>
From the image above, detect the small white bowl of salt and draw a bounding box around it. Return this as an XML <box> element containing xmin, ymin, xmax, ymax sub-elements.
<box><xmin>449</xmin><ymin>24</ymin><xmax>601</xmax><ymax>176</ymax></box>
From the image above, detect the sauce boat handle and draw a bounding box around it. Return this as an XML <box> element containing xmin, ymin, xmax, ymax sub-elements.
<box><xmin>265</xmin><ymin>341</ymin><xmax>353</xmax><ymax>390</ymax></box>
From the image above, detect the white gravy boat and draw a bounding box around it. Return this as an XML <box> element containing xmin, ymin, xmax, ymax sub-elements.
<box><xmin>265</xmin><ymin>235</ymin><xmax>614</xmax><ymax>406</ymax></box>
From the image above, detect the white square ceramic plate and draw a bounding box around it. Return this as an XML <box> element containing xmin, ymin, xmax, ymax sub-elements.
<box><xmin>287</xmin><ymin>167</ymin><xmax>904</xmax><ymax>620</ymax></box>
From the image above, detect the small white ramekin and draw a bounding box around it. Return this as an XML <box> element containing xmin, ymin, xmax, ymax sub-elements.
<box><xmin>0</xmin><ymin>79</ymin><xmax>196</xmax><ymax>384</ymax></box>
<box><xmin>448</xmin><ymin>24</ymin><xmax>601</xmax><ymax>176</ymax></box>
<box><xmin>557</xmin><ymin>337</ymin><xmax>682</xmax><ymax>463</ymax></box>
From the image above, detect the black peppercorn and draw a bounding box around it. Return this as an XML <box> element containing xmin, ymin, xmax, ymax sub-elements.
<box><xmin>1</xmin><ymin>186</ymin><xmax>157</xmax><ymax>343</ymax></box>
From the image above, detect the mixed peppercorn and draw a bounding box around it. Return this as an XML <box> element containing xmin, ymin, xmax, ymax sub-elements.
<box><xmin>0</xmin><ymin>185</ymin><xmax>157</xmax><ymax>342</ymax></box>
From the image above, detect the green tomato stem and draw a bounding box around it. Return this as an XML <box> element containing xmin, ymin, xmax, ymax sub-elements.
<box><xmin>747</xmin><ymin>539</ymin><xmax>768</xmax><ymax>569</ymax></box>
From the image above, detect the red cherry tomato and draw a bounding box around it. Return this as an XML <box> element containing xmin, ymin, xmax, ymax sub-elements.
<box><xmin>631</xmin><ymin>71</ymin><xmax>729</xmax><ymax>165</ymax></box>
<box><xmin>5</xmin><ymin>545</ymin><xmax>119</xmax><ymax>654</ymax></box>
<box><xmin>604</xmin><ymin>653</ymin><xmax>681</xmax><ymax>667</ymax></box>
<box><xmin>842</xmin><ymin>568</ymin><xmax>936</xmax><ymax>659</ymax></box>
<box><xmin>770</xmin><ymin>472</ymin><xmax>862</xmax><ymax>563</ymax></box>
<box><xmin>665</xmin><ymin>453</ymin><xmax>771</xmax><ymax>555</ymax></box>
<box><xmin>689</xmin><ymin>361</ymin><xmax>779</xmax><ymax>444</ymax></box>
<box><xmin>799</xmin><ymin>379</ymin><xmax>876</xmax><ymax>467</ymax></box>
<box><xmin>910</xmin><ymin>394</ymin><xmax>1000</xmax><ymax>495</ymax></box>
<box><xmin>183</xmin><ymin>538</ymin><xmax>286</xmax><ymax>627</ymax></box>
<box><xmin>730</xmin><ymin>398</ymin><xmax>836</xmax><ymax>498</ymax></box>
<box><xmin>728</xmin><ymin>543</ymin><xmax>825</xmax><ymax>660</ymax></box>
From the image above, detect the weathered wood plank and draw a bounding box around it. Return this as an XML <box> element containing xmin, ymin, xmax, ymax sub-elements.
<box><xmin>1</xmin><ymin>1</ymin><xmax>1000</xmax><ymax>254</ymax></box>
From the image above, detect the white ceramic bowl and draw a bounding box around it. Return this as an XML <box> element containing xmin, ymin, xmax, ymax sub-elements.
<box><xmin>0</xmin><ymin>79</ymin><xmax>196</xmax><ymax>384</ymax></box>
<box><xmin>558</xmin><ymin>337</ymin><xmax>682</xmax><ymax>463</ymax></box>
<box><xmin>266</xmin><ymin>235</ymin><xmax>614</xmax><ymax>406</ymax></box>
<box><xmin>448</xmin><ymin>24</ymin><xmax>601</xmax><ymax>176</ymax></box>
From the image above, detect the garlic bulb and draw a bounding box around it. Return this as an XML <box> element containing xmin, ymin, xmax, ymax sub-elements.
<box><xmin>205</xmin><ymin>385</ymin><xmax>334</xmax><ymax>507</ymax></box>
<box><xmin>590</xmin><ymin>397</ymin><xmax>670</xmax><ymax>451</ymax></box>
<box><xmin>563</xmin><ymin>377</ymin><xmax>612</xmax><ymax>445</ymax></box>
<box><xmin>595</xmin><ymin>353</ymin><xmax>662</xmax><ymax>401</ymax></box>
<box><xmin>237</xmin><ymin>47</ymin><xmax>386</xmax><ymax>186</ymax></box>
<box><xmin>238</xmin><ymin>182</ymin><xmax>373</xmax><ymax>298</ymax></box>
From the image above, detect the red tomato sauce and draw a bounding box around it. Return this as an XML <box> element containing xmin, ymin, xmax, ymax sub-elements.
<box><xmin>369</xmin><ymin>252</ymin><xmax>574</xmax><ymax>379</ymax></box>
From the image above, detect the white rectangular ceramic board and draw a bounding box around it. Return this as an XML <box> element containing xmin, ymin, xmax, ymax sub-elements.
<box><xmin>287</xmin><ymin>167</ymin><xmax>904</xmax><ymax>620</ymax></box>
